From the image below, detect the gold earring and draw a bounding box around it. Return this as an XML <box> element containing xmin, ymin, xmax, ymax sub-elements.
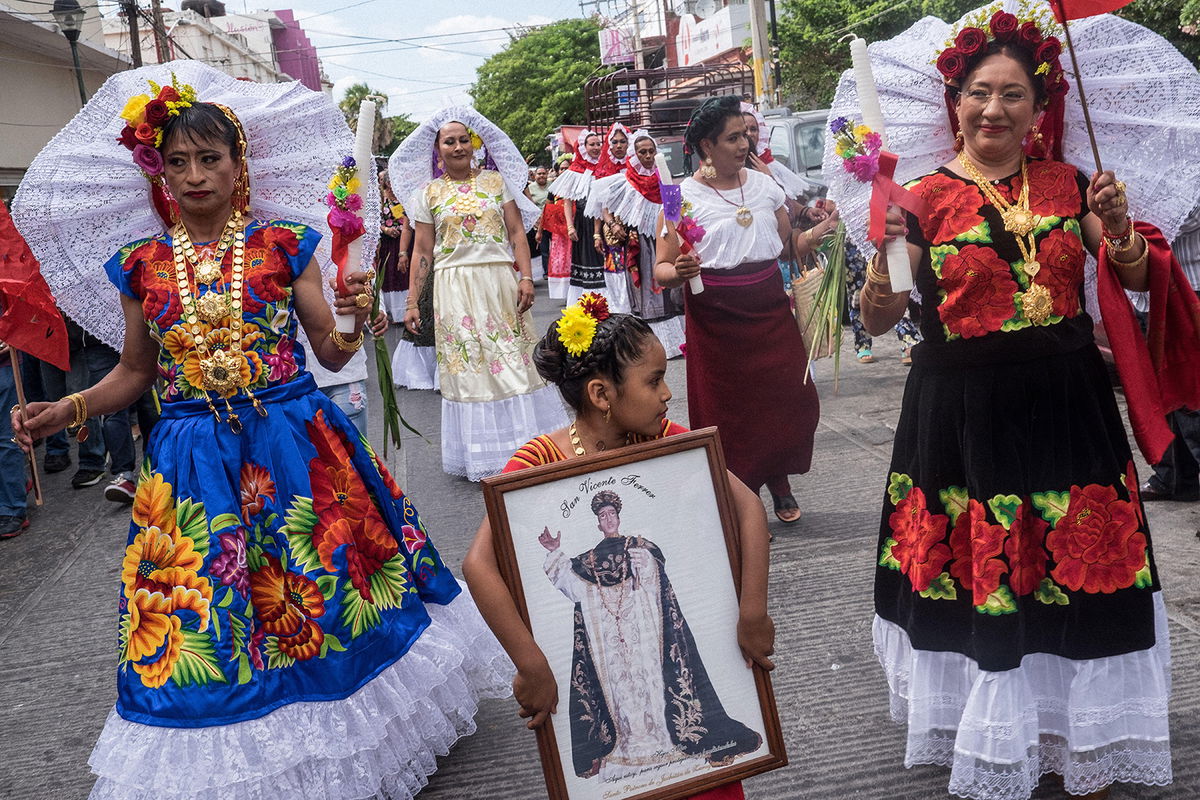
<box><xmin>699</xmin><ymin>157</ymin><xmax>717</xmax><ymax>180</ymax></box>
<box><xmin>953</xmin><ymin>130</ymin><xmax>964</xmax><ymax>152</ymax></box>
<box><xmin>604</xmin><ymin>407</ymin><xmax>612</xmax><ymax>424</ymax></box>
<box><xmin>1029</xmin><ymin>124</ymin><xmax>1044</xmax><ymax>146</ymax></box>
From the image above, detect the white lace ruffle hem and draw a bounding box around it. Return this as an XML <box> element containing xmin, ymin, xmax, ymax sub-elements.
<box><xmin>566</xmin><ymin>278</ymin><xmax>631</xmax><ymax>315</ymax></box>
<box><xmin>548</xmin><ymin>277</ymin><xmax>569</xmax><ymax>300</ymax></box>
<box><xmin>873</xmin><ymin>591</ymin><xmax>1172</xmax><ymax>800</ymax></box>
<box><xmin>88</xmin><ymin>587</ymin><xmax>514</xmax><ymax>800</ymax></box>
<box><xmin>382</xmin><ymin>289</ymin><xmax>409</xmax><ymax>324</ymax></box>
<box><xmin>441</xmin><ymin>383</ymin><xmax>568</xmax><ymax>481</ymax></box>
<box><xmin>647</xmin><ymin>315</ymin><xmax>686</xmax><ymax>359</ymax></box>
<box><xmin>391</xmin><ymin>339</ymin><xmax>439</xmax><ymax>391</ymax></box>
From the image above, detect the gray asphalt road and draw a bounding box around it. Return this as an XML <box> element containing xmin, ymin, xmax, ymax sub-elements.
<box><xmin>2</xmin><ymin>280</ymin><xmax>1196</xmax><ymax>799</ymax></box>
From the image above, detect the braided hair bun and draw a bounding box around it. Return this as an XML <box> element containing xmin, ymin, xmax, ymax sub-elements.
<box><xmin>683</xmin><ymin>95</ymin><xmax>743</xmax><ymax>167</ymax></box>
<box><xmin>533</xmin><ymin>309</ymin><xmax>654</xmax><ymax>413</ymax></box>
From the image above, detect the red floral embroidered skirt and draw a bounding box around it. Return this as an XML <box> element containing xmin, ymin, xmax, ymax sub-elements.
<box><xmin>874</xmin><ymin>342</ymin><xmax>1160</xmax><ymax>670</ymax></box>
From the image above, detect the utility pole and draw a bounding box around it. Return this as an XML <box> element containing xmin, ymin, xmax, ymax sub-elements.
<box><xmin>121</xmin><ymin>0</ymin><xmax>142</xmax><ymax>67</ymax></box>
<box><xmin>149</xmin><ymin>0</ymin><xmax>167</xmax><ymax>63</ymax></box>
<box><xmin>747</xmin><ymin>0</ymin><xmax>775</xmax><ymax>107</ymax></box>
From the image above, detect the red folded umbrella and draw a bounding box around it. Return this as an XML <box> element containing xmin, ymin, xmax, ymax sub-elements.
<box><xmin>0</xmin><ymin>203</ymin><xmax>68</xmax><ymax>371</ymax></box>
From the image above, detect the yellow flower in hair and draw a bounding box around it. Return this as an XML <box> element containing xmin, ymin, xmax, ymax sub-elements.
<box><xmin>557</xmin><ymin>305</ymin><xmax>598</xmax><ymax>357</ymax></box>
<box><xmin>470</xmin><ymin>131</ymin><xmax>484</xmax><ymax>151</ymax></box>
<box><xmin>120</xmin><ymin>94</ymin><xmax>152</xmax><ymax>126</ymax></box>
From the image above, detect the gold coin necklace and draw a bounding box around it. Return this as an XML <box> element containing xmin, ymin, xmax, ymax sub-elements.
<box><xmin>444</xmin><ymin>171</ymin><xmax>482</xmax><ymax>217</ymax></box>
<box><xmin>706</xmin><ymin>171</ymin><xmax>753</xmax><ymax>227</ymax></box>
<box><xmin>957</xmin><ymin>153</ymin><xmax>1053</xmax><ymax>325</ymax></box>
<box><xmin>171</xmin><ymin>212</ymin><xmax>267</xmax><ymax>432</ymax></box>
<box><xmin>191</xmin><ymin>216</ymin><xmax>239</xmax><ymax>285</ymax></box>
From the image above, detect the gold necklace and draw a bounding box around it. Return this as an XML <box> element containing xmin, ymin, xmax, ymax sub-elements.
<box><xmin>706</xmin><ymin>172</ymin><xmax>753</xmax><ymax>227</ymax></box>
<box><xmin>443</xmin><ymin>171</ymin><xmax>482</xmax><ymax>217</ymax></box>
<box><xmin>171</xmin><ymin>211</ymin><xmax>266</xmax><ymax>432</ymax></box>
<box><xmin>568</xmin><ymin>421</ymin><xmax>631</xmax><ymax>456</ymax></box>
<box><xmin>189</xmin><ymin>217</ymin><xmax>239</xmax><ymax>285</ymax></box>
<box><xmin>957</xmin><ymin>153</ymin><xmax>1053</xmax><ymax>325</ymax></box>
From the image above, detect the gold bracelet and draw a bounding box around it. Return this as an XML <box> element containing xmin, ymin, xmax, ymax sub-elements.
<box><xmin>65</xmin><ymin>392</ymin><xmax>87</xmax><ymax>428</ymax></box>
<box><xmin>865</xmin><ymin>256</ymin><xmax>892</xmax><ymax>286</ymax></box>
<box><xmin>1108</xmin><ymin>231</ymin><xmax>1144</xmax><ymax>263</ymax></box>
<box><xmin>1109</xmin><ymin>241</ymin><xmax>1148</xmax><ymax>273</ymax></box>
<box><xmin>329</xmin><ymin>328</ymin><xmax>364</xmax><ymax>353</ymax></box>
<box><xmin>519</xmin><ymin>276</ymin><xmax>534</xmax><ymax>283</ymax></box>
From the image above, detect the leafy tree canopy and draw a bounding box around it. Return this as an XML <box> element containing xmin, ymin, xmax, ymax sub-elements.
<box><xmin>471</xmin><ymin>18</ymin><xmax>612</xmax><ymax>161</ymax></box>
<box><xmin>776</xmin><ymin>0</ymin><xmax>1198</xmax><ymax>111</ymax></box>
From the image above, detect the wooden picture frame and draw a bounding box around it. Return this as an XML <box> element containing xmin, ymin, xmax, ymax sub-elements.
<box><xmin>482</xmin><ymin>428</ymin><xmax>787</xmax><ymax>800</ymax></box>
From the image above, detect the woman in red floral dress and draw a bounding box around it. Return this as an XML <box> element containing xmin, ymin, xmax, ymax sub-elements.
<box><xmin>860</xmin><ymin>10</ymin><xmax>1182</xmax><ymax>800</ymax></box>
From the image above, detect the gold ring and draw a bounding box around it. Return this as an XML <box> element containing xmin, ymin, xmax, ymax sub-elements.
<box><xmin>364</xmin><ymin>268</ymin><xmax>377</xmax><ymax>283</ymax></box>
<box><xmin>1115</xmin><ymin>180</ymin><xmax>1127</xmax><ymax>193</ymax></box>
<box><xmin>355</xmin><ymin>293</ymin><xmax>371</xmax><ymax>308</ymax></box>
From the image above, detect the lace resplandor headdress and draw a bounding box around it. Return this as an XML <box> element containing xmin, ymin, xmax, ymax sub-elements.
<box><xmin>12</xmin><ymin>60</ymin><xmax>378</xmax><ymax>351</ymax></box>
<box><xmin>821</xmin><ymin>0</ymin><xmax>1200</xmax><ymax>259</ymax></box>
<box><xmin>387</xmin><ymin>105</ymin><xmax>540</xmax><ymax>231</ymax></box>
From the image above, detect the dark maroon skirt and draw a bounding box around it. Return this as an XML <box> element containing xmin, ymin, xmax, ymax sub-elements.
<box><xmin>684</xmin><ymin>259</ymin><xmax>819</xmax><ymax>491</ymax></box>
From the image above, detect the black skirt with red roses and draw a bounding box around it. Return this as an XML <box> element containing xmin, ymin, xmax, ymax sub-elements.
<box><xmin>874</xmin><ymin>162</ymin><xmax>1162</xmax><ymax>672</ymax></box>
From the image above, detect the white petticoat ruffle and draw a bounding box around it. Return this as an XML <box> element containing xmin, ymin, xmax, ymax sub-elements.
<box><xmin>441</xmin><ymin>383</ymin><xmax>568</xmax><ymax>481</ymax></box>
<box><xmin>548</xmin><ymin>277</ymin><xmax>569</xmax><ymax>300</ymax></box>
<box><xmin>647</xmin><ymin>315</ymin><xmax>686</xmax><ymax>359</ymax></box>
<box><xmin>874</xmin><ymin>592</ymin><xmax>1172</xmax><ymax>800</ymax></box>
<box><xmin>566</xmin><ymin>278</ymin><xmax>631</xmax><ymax>315</ymax></box>
<box><xmin>88</xmin><ymin>587</ymin><xmax>515</xmax><ymax>800</ymax></box>
<box><xmin>382</xmin><ymin>289</ymin><xmax>409</xmax><ymax>324</ymax></box>
<box><xmin>391</xmin><ymin>339</ymin><xmax>439</xmax><ymax>391</ymax></box>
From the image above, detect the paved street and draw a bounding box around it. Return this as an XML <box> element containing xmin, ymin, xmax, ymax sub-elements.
<box><xmin>2</xmin><ymin>281</ymin><xmax>1197</xmax><ymax>799</ymax></box>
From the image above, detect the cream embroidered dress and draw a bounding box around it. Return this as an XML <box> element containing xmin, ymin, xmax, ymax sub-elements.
<box><xmin>409</xmin><ymin>169</ymin><xmax>567</xmax><ymax>479</ymax></box>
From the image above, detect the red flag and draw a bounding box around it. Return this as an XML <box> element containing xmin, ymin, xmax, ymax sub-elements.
<box><xmin>1051</xmin><ymin>0</ymin><xmax>1134</xmax><ymax>22</ymax></box>
<box><xmin>0</xmin><ymin>203</ymin><xmax>69</xmax><ymax>371</ymax></box>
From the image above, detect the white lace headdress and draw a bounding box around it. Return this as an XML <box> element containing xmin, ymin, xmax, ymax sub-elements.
<box><xmin>822</xmin><ymin>1</ymin><xmax>1200</xmax><ymax>257</ymax></box>
<box><xmin>388</xmin><ymin>105</ymin><xmax>540</xmax><ymax>230</ymax></box>
<box><xmin>11</xmin><ymin>60</ymin><xmax>376</xmax><ymax>351</ymax></box>
<box><xmin>740</xmin><ymin>102</ymin><xmax>769</xmax><ymax>156</ymax></box>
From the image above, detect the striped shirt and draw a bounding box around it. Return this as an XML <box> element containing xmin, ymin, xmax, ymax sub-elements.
<box><xmin>503</xmin><ymin>419</ymin><xmax>689</xmax><ymax>472</ymax></box>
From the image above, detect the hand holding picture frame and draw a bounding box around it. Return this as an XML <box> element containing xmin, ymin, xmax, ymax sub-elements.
<box><xmin>482</xmin><ymin>428</ymin><xmax>787</xmax><ymax>800</ymax></box>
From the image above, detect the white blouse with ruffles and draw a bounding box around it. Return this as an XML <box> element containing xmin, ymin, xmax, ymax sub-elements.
<box><xmin>680</xmin><ymin>169</ymin><xmax>786</xmax><ymax>270</ymax></box>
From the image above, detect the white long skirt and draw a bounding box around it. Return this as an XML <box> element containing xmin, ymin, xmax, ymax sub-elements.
<box><xmin>874</xmin><ymin>591</ymin><xmax>1172</xmax><ymax>800</ymax></box>
<box><xmin>88</xmin><ymin>588</ymin><xmax>514</xmax><ymax>800</ymax></box>
<box><xmin>391</xmin><ymin>339</ymin><xmax>439</xmax><ymax>391</ymax></box>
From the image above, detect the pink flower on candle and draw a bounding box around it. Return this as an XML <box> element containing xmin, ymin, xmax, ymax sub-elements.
<box><xmin>344</xmin><ymin>193</ymin><xmax>363</xmax><ymax>212</ymax></box>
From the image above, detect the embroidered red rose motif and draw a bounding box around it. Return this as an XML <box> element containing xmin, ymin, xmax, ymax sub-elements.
<box><xmin>1005</xmin><ymin>502</ymin><xmax>1049</xmax><ymax>596</ymax></box>
<box><xmin>910</xmin><ymin>173</ymin><xmax>985</xmax><ymax>243</ymax></box>
<box><xmin>1034</xmin><ymin>228</ymin><xmax>1085</xmax><ymax>318</ymax></box>
<box><xmin>1046</xmin><ymin>483</ymin><xmax>1146</xmax><ymax>593</ymax></box>
<box><xmin>1015</xmin><ymin>160</ymin><xmax>1080</xmax><ymax>219</ymax></box>
<box><xmin>948</xmin><ymin>499</ymin><xmax>1008</xmax><ymax>606</ymax></box>
<box><xmin>242</xmin><ymin>227</ymin><xmax>294</xmax><ymax>313</ymax></box>
<box><xmin>888</xmin><ymin>487</ymin><xmax>952</xmax><ymax>592</ymax></box>
<box><xmin>937</xmin><ymin>244</ymin><xmax>1018</xmax><ymax>338</ymax></box>
<box><xmin>130</xmin><ymin>241</ymin><xmax>183</xmax><ymax>327</ymax></box>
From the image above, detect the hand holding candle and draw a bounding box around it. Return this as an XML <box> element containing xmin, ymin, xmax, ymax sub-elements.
<box><xmin>848</xmin><ymin>37</ymin><xmax>914</xmax><ymax>292</ymax></box>
<box><xmin>331</xmin><ymin>99</ymin><xmax>375</xmax><ymax>332</ymax></box>
<box><xmin>655</xmin><ymin>153</ymin><xmax>704</xmax><ymax>295</ymax></box>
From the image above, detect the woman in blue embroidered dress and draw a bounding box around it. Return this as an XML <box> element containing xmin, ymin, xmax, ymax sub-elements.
<box><xmin>13</xmin><ymin>80</ymin><xmax>509</xmax><ymax>800</ymax></box>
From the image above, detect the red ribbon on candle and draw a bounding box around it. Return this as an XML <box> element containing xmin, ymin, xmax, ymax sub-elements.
<box><xmin>867</xmin><ymin>150</ymin><xmax>928</xmax><ymax>247</ymax></box>
<box><xmin>329</xmin><ymin>220</ymin><xmax>365</xmax><ymax>293</ymax></box>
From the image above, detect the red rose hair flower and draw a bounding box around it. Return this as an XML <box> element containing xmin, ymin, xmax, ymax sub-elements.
<box><xmin>157</xmin><ymin>85</ymin><xmax>180</xmax><ymax>104</ymax></box>
<box><xmin>1018</xmin><ymin>21</ymin><xmax>1043</xmax><ymax>47</ymax></box>
<box><xmin>955</xmin><ymin>27</ymin><xmax>987</xmax><ymax>56</ymax></box>
<box><xmin>937</xmin><ymin>48</ymin><xmax>968</xmax><ymax>80</ymax></box>
<box><xmin>144</xmin><ymin>99</ymin><xmax>170</xmax><ymax>127</ymax></box>
<box><xmin>118</xmin><ymin>125</ymin><xmax>140</xmax><ymax>151</ymax></box>
<box><xmin>990</xmin><ymin>11</ymin><xmax>1019</xmax><ymax>40</ymax></box>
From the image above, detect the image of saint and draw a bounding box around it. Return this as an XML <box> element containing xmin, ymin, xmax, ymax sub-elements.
<box><xmin>540</xmin><ymin>489</ymin><xmax>762</xmax><ymax>781</ymax></box>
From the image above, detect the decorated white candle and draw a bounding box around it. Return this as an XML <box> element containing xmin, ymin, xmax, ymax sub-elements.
<box><xmin>849</xmin><ymin>37</ymin><xmax>913</xmax><ymax>292</ymax></box>
<box><xmin>337</xmin><ymin>99</ymin><xmax>376</xmax><ymax>333</ymax></box>
<box><xmin>654</xmin><ymin>152</ymin><xmax>703</xmax><ymax>295</ymax></box>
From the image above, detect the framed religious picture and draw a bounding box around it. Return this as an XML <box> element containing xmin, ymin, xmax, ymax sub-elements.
<box><xmin>482</xmin><ymin>427</ymin><xmax>787</xmax><ymax>800</ymax></box>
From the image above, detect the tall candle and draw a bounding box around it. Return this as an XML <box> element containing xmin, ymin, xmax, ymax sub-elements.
<box><xmin>654</xmin><ymin>152</ymin><xmax>703</xmax><ymax>295</ymax></box>
<box><xmin>848</xmin><ymin>37</ymin><xmax>913</xmax><ymax>292</ymax></box>
<box><xmin>337</xmin><ymin>99</ymin><xmax>376</xmax><ymax>333</ymax></box>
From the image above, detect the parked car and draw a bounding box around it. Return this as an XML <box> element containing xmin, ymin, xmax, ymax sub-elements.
<box><xmin>762</xmin><ymin>108</ymin><xmax>830</xmax><ymax>199</ymax></box>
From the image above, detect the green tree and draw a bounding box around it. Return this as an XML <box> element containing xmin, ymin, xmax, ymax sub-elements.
<box><xmin>776</xmin><ymin>0</ymin><xmax>1198</xmax><ymax>111</ymax></box>
<box><xmin>380</xmin><ymin>114</ymin><xmax>418</xmax><ymax>159</ymax></box>
<box><xmin>470</xmin><ymin>18</ymin><xmax>611</xmax><ymax>159</ymax></box>
<box><xmin>338</xmin><ymin>83</ymin><xmax>394</xmax><ymax>157</ymax></box>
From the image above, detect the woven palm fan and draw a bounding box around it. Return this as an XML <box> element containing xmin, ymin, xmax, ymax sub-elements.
<box><xmin>12</xmin><ymin>60</ymin><xmax>378</xmax><ymax>351</ymax></box>
<box><xmin>822</xmin><ymin>0</ymin><xmax>1200</xmax><ymax>259</ymax></box>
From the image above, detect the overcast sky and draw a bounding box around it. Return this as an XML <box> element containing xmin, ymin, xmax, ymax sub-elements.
<box><xmin>273</xmin><ymin>0</ymin><xmax>589</xmax><ymax>120</ymax></box>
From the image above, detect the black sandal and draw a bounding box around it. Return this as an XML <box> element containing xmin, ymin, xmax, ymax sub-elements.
<box><xmin>770</xmin><ymin>493</ymin><xmax>801</xmax><ymax>524</ymax></box>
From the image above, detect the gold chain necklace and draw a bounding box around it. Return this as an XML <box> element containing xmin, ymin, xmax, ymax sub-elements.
<box><xmin>705</xmin><ymin>172</ymin><xmax>753</xmax><ymax>227</ymax></box>
<box><xmin>171</xmin><ymin>211</ymin><xmax>267</xmax><ymax>432</ymax></box>
<box><xmin>190</xmin><ymin>218</ymin><xmax>239</xmax><ymax>285</ymax></box>
<box><xmin>957</xmin><ymin>153</ymin><xmax>1053</xmax><ymax>325</ymax></box>
<box><xmin>568</xmin><ymin>421</ymin><xmax>631</xmax><ymax>456</ymax></box>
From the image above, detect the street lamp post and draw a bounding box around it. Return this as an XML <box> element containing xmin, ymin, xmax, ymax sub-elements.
<box><xmin>51</xmin><ymin>0</ymin><xmax>89</xmax><ymax>107</ymax></box>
